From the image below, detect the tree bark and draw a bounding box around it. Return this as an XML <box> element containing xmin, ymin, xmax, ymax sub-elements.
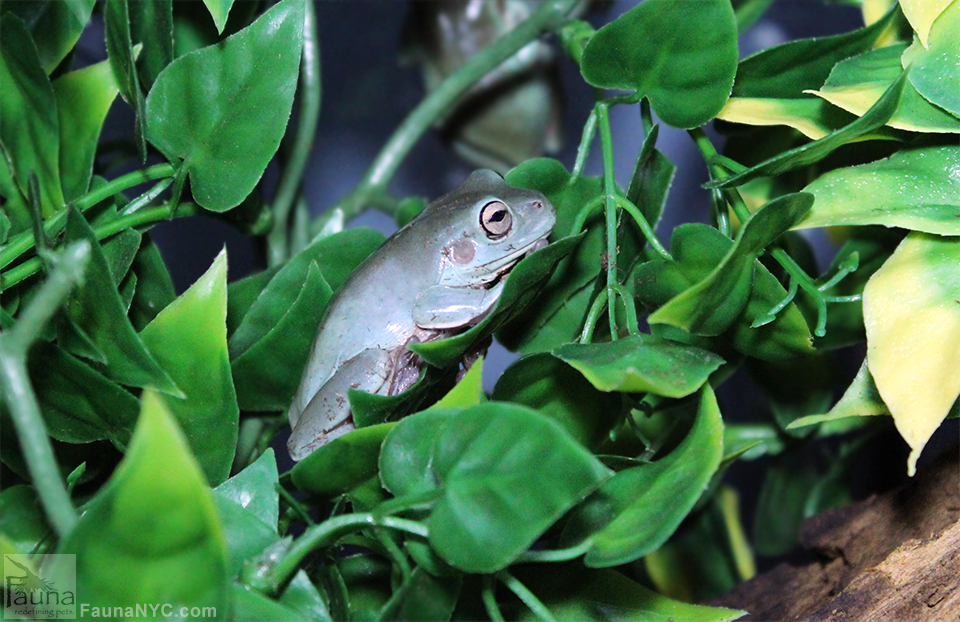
<box><xmin>710</xmin><ymin>446</ymin><xmax>960</xmax><ymax>621</ymax></box>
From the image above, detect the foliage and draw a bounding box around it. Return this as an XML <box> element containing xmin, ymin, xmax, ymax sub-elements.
<box><xmin>1</xmin><ymin>0</ymin><xmax>957</xmax><ymax>619</ymax></box>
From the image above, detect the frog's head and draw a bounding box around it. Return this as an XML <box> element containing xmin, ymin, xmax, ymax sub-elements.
<box><xmin>432</xmin><ymin>169</ymin><xmax>556</xmax><ymax>288</ymax></box>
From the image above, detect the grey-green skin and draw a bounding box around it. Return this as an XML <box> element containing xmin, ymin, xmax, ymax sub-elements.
<box><xmin>287</xmin><ymin>170</ymin><xmax>555</xmax><ymax>461</ymax></box>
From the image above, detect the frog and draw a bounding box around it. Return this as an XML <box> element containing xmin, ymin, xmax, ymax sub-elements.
<box><xmin>287</xmin><ymin>170</ymin><xmax>556</xmax><ymax>461</ymax></box>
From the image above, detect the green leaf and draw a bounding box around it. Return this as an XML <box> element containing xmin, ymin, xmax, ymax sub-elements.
<box><xmin>226</xmin><ymin>266</ymin><xmax>280</xmax><ymax>336</ymax></box>
<box><xmin>379</xmin><ymin>409</ymin><xmax>457</xmax><ymax>498</ymax></box>
<box><xmin>644</xmin><ymin>489</ymin><xmax>752</xmax><ymax>603</ymax></box>
<box><xmin>53</xmin><ymin>61</ymin><xmax>121</xmax><ymax>201</ymax></box>
<box><xmin>500</xmin><ymin>159</ymin><xmax>608</xmax><ymax>353</ymax></box>
<box><xmin>380</xmin><ymin>567</ymin><xmax>461</xmax><ymax>622</ymax></box>
<box><xmin>104</xmin><ymin>0</ymin><xmax>147</xmax><ymax>161</ymax></box>
<box><xmin>231</xmin><ymin>573</ymin><xmax>332</xmax><ymax>622</ymax></box>
<box><xmin>649</xmin><ymin>193</ymin><xmax>813</xmax><ymax>335</ymax></box>
<box><xmin>430</xmin><ymin>356</ymin><xmax>484</xmax><ymax>409</ymax></box>
<box><xmin>212</xmin><ymin>451</ymin><xmax>281</xmax><ymax>578</ymax></box>
<box><xmin>554</xmin><ymin>334</ymin><xmax>724</xmax><ymax>398</ymax></box>
<box><xmin>580</xmin><ymin>0</ymin><xmax>738</xmax><ymax>128</ymax></box>
<box><xmin>906</xmin><ymin>1</ymin><xmax>960</xmax><ymax>117</ymax></box>
<box><xmin>797</xmin><ymin>146</ymin><xmax>960</xmax><ymax>234</ymax></box>
<box><xmin>49</xmin><ymin>391</ymin><xmax>228</xmax><ymax>614</ymax></box>
<box><xmin>381</xmin><ymin>404</ymin><xmax>610</xmax><ymax>573</ymax></box>
<box><xmin>410</xmin><ymin>234</ymin><xmax>582</xmax><ymax>368</ymax></box>
<box><xmin>60</xmin><ymin>207</ymin><xmax>178</xmax><ymax>393</ymax></box>
<box><xmin>809</xmin><ymin>45</ymin><xmax>959</xmax><ymax>134</ymax></box>
<box><xmin>202</xmin><ymin>0</ymin><xmax>235</xmax><ymax>34</ymax></box>
<box><xmin>29</xmin><ymin>342</ymin><xmax>140</xmax><ymax>445</ymax></box>
<box><xmin>509</xmin><ymin>562</ymin><xmax>745</xmax><ymax>622</ymax></box>
<box><xmin>0</xmin><ymin>13</ymin><xmax>64</xmax><ymax>216</ymax></box>
<box><xmin>229</xmin><ymin>228</ymin><xmax>383</xmax><ymax>358</ymax></box>
<box><xmin>127</xmin><ymin>236</ymin><xmax>176</xmax><ymax>331</ymax></box>
<box><xmin>635</xmin><ymin>224</ymin><xmax>814</xmax><ymax>360</ymax></box>
<box><xmin>213</xmin><ymin>448</ymin><xmax>279</xmax><ymax>528</ymax></box>
<box><xmin>492</xmin><ymin>353</ymin><xmax>620</xmax><ymax>450</ymax></box>
<box><xmin>564</xmin><ymin>387</ymin><xmax>724</xmax><ymax>567</ymax></box>
<box><xmin>145</xmin><ymin>0</ymin><xmax>304</xmax><ymax>211</ymax></box>
<box><xmin>0</xmin><ymin>486</ymin><xmax>49</xmax><ymax>554</ymax></box>
<box><xmin>710</xmin><ymin>70</ymin><xmax>910</xmax><ymax>189</ymax></box>
<box><xmin>291</xmin><ymin>423</ymin><xmax>394</xmax><ymax>497</ymax></box>
<box><xmin>139</xmin><ymin>249</ymin><xmax>238</xmax><ymax>485</ymax></box>
<box><xmin>100</xmin><ymin>228</ymin><xmax>143</xmax><ymax>286</ymax></box>
<box><xmin>129</xmin><ymin>0</ymin><xmax>173</xmax><ymax>90</ymax></box>
<box><xmin>231</xmin><ymin>263</ymin><xmax>332</xmax><ymax>411</ymax></box>
<box><xmin>731</xmin><ymin>6</ymin><xmax>896</xmax><ymax>98</ymax></box>
<box><xmin>1</xmin><ymin>0</ymin><xmax>96</xmax><ymax>73</ymax></box>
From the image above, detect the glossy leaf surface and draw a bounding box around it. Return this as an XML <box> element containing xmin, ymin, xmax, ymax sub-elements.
<box><xmin>809</xmin><ymin>45</ymin><xmax>959</xmax><ymax>134</ymax></box>
<box><xmin>292</xmin><ymin>423</ymin><xmax>394</xmax><ymax>497</ymax></box>
<box><xmin>798</xmin><ymin>146</ymin><xmax>960</xmax><ymax>234</ymax></box>
<box><xmin>61</xmin><ymin>207</ymin><xmax>178</xmax><ymax>393</ymax></box>
<box><xmin>145</xmin><ymin>0</ymin><xmax>304</xmax><ymax>211</ymax></box>
<box><xmin>905</xmin><ymin>0</ymin><xmax>960</xmax><ymax>116</ymax></box>
<box><xmin>50</xmin><ymin>392</ymin><xmax>228</xmax><ymax>614</ymax></box>
<box><xmin>0</xmin><ymin>13</ymin><xmax>64</xmax><ymax>216</ymax></box>
<box><xmin>580</xmin><ymin>0</ymin><xmax>738</xmax><ymax>128</ymax></box>
<box><xmin>104</xmin><ymin>0</ymin><xmax>147</xmax><ymax>161</ymax></box>
<box><xmin>564</xmin><ymin>387</ymin><xmax>724</xmax><ymax>567</ymax></box>
<box><xmin>1</xmin><ymin>0</ymin><xmax>96</xmax><ymax>73</ymax></box>
<box><xmin>554</xmin><ymin>334</ymin><xmax>724</xmax><ymax>398</ymax></box>
<box><xmin>863</xmin><ymin>232</ymin><xmax>960</xmax><ymax>475</ymax></box>
<box><xmin>649</xmin><ymin>193</ymin><xmax>813</xmax><ymax>335</ymax></box>
<box><xmin>53</xmin><ymin>60</ymin><xmax>121</xmax><ymax>201</ymax></box>
<box><xmin>380</xmin><ymin>403</ymin><xmax>610</xmax><ymax>572</ymax></box>
<box><xmin>492</xmin><ymin>353</ymin><xmax>620</xmax><ymax>450</ymax></box>
<box><xmin>140</xmin><ymin>249</ymin><xmax>239</xmax><ymax>485</ymax></box>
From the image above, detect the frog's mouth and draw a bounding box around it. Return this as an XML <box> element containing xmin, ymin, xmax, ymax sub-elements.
<box><xmin>475</xmin><ymin>236</ymin><xmax>550</xmax><ymax>287</ymax></box>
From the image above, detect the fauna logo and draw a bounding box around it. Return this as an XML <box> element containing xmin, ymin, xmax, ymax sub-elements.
<box><xmin>2</xmin><ymin>554</ymin><xmax>76</xmax><ymax>620</ymax></box>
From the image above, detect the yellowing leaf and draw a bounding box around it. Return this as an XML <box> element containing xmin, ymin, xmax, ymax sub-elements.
<box><xmin>863</xmin><ymin>232</ymin><xmax>960</xmax><ymax>475</ymax></box>
<box><xmin>716</xmin><ymin>97</ymin><xmax>835</xmax><ymax>139</ymax></box>
<box><xmin>900</xmin><ymin>0</ymin><xmax>954</xmax><ymax>47</ymax></box>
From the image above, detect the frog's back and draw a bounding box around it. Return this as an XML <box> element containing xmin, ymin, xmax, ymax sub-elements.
<box><xmin>288</xmin><ymin>227</ymin><xmax>440</xmax><ymax>423</ymax></box>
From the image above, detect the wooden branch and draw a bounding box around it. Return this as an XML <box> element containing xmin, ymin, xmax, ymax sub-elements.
<box><xmin>710</xmin><ymin>446</ymin><xmax>960</xmax><ymax>621</ymax></box>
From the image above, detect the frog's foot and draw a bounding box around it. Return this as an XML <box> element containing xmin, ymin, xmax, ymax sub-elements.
<box><xmin>457</xmin><ymin>335</ymin><xmax>492</xmax><ymax>382</ymax></box>
<box><xmin>287</xmin><ymin>348</ymin><xmax>390</xmax><ymax>461</ymax></box>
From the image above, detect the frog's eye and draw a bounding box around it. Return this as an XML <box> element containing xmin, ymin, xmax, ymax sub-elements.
<box><xmin>480</xmin><ymin>201</ymin><xmax>512</xmax><ymax>238</ymax></box>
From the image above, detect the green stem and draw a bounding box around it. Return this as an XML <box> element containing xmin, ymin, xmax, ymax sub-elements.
<box><xmin>497</xmin><ymin>570</ymin><xmax>557</xmax><ymax>622</ymax></box>
<box><xmin>570</xmin><ymin>108</ymin><xmax>598</xmax><ymax>182</ymax></box>
<box><xmin>336</xmin><ymin>0</ymin><xmax>582</xmax><ymax>222</ymax></box>
<box><xmin>579</xmin><ymin>288</ymin><xmax>607</xmax><ymax>343</ymax></box>
<box><xmin>268</xmin><ymin>0</ymin><xmax>321</xmax><ymax>266</ymax></box>
<box><xmin>616</xmin><ymin>195</ymin><xmax>671</xmax><ymax>260</ymax></box>
<box><xmin>0</xmin><ymin>164</ymin><xmax>175</xmax><ymax>271</ymax></box>
<box><xmin>516</xmin><ymin>539</ymin><xmax>592</xmax><ymax>563</ymax></box>
<box><xmin>0</xmin><ymin>242</ymin><xmax>90</xmax><ymax>537</ymax></box>
<box><xmin>1</xmin><ymin>202</ymin><xmax>201</xmax><ymax>290</ymax></box>
<box><xmin>260</xmin><ymin>513</ymin><xmax>427</xmax><ymax>595</ymax></box>
<box><xmin>482</xmin><ymin>575</ymin><xmax>507</xmax><ymax>622</ymax></box>
<box><xmin>597</xmin><ymin>103</ymin><xmax>619</xmax><ymax>340</ymax></box>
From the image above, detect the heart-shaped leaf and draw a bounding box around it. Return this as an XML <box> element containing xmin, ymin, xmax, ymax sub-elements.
<box><xmin>580</xmin><ymin>0</ymin><xmax>738</xmax><ymax>128</ymax></box>
<box><xmin>145</xmin><ymin>0</ymin><xmax>304</xmax><ymax>211</ymax></box>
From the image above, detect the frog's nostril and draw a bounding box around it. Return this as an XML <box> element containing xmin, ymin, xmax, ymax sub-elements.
<box><xmin>533</xmin><ymin>201</ymin><xmax>543</xmax><ymax>209</ymax></box>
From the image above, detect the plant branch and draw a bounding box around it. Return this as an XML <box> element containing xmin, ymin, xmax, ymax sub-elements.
<box><xmin>325</xmin><ymin>0</ymin><xmax>582</xmax><ymax>225</ymax></box>
<box><xmin>257</xmin><ymin>513</ymin><xmax>428</xmax><ymax>595</ymax></box>
<box><xmin>268</xmin><ymin>0</ymin><xmax>321</xmax><ymax>266</ymax></box>
<box><xmin>0</xmin><ymin>242</ymin><xmax>90</xmax><ymax>537</ymax></box>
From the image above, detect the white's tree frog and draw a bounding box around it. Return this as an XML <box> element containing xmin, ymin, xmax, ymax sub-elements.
<box><xmin>287</xmin><ymin>170</ymin><xmax>555</xmax><ymax>461</ymax></box>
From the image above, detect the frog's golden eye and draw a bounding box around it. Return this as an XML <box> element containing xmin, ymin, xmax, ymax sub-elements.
<box><xmin>480</xmin><ymin>201</ymin><xmax>512</xmax><ymax>238</ymax></box>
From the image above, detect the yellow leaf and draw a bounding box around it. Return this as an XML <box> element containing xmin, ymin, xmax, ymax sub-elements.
<box><xmin>900</xmin><ymin>0</ymin><xmax>955</xmax><ymax>47</ymax></box>
<box><xmin>863</xmin><ymin>232</ymin><xmax>960</xmax><ymax>475</ymax></box>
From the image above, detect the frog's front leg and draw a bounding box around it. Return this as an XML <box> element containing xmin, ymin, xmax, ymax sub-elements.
<box><xmin>412</xmin><ymin>281</ymin><xmax>505</xmax><ymax>330</ymax></box>
<box><xmin>287</xmin><ymin>347</ymin><xmax>391</xmax><ymax>461</ymax></box>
